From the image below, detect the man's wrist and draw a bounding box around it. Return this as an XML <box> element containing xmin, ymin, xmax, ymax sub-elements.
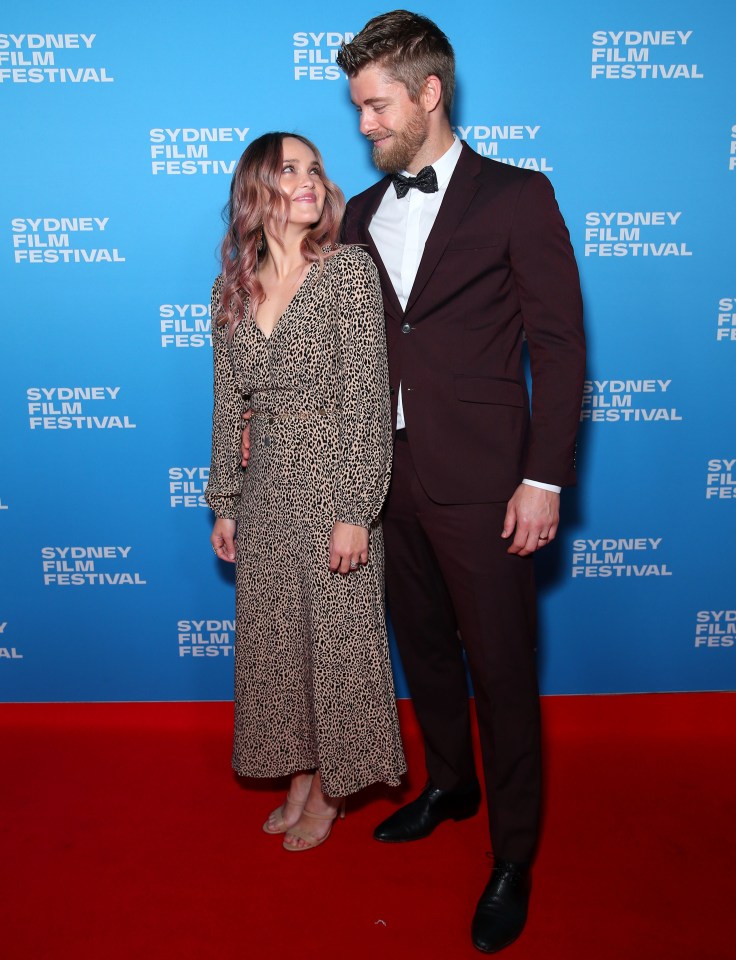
<box><xmin>522</xmin><ymin>478</ymin><xmax>561</xmax><ymax>494</ymax></box>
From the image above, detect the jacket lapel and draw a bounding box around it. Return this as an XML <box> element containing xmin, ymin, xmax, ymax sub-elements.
<box><xmin>405</xmin><ymin>142</ymin><xmax>481</xmax><ymax>316</ymax></box>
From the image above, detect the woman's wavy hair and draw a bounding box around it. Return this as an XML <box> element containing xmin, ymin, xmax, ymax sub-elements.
<box><xmin>217</xmin><ymin>132</ymin><xmax>344</xmax><ymax>338</ymax></box>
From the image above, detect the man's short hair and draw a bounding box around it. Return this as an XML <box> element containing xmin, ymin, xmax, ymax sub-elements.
<box><xmin>337</xmin><ymin>10</ymin><xmax>455</xmax><ymax>113</ymax></box>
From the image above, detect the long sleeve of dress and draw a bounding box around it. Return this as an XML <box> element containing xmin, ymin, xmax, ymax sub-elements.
<box><xmin>204</xmin><ymin>275</ymin><xmax>246</xmax><ymax>520</ymax></box>
<box><xmin>332</xmin><ymin>247</ymin><xmax>392</xmax><ymax>529</ymax></box>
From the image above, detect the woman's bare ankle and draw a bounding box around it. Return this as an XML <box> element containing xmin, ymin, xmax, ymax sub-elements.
<box><xmin>302</xmin><ymin>771</ymin><xmax>342</xmax><ymax>817</ymax></box>
<box><xmin>286</xmin><ymin>770</ymin><xmax>314</xmax><ymax>805</ymax></box>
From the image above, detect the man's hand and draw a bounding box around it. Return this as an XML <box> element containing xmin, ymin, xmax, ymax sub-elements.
<box><xmin>240</xmin><ymin>410</ymin><xmax>252</xmax><ymax>467</ymax></box>
<box><xmin>329</xmin><ymin>521</ymin><xmax>369</xmax><ymax>575</ymax></box>
<box><xmin>502</xmin><ymin>484</ymin><xmax>560</xmax><ymax>556</ymax></box>
<box><xmin>211</xmin><ymin>517</ymin><xmax>237</xmax><ymax>563</ymax></box>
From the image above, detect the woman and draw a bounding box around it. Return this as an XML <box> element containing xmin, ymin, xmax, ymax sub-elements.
<box><xmin>205</xmin><ymin>132</ymin><xmax>406</xmax><ymax>852</ymax></box>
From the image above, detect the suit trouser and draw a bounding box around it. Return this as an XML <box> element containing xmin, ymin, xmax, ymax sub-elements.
<box><xmin>383</xmin><ymin>436</ymin><xmax>541</xmax><ymax>863</ymax></box>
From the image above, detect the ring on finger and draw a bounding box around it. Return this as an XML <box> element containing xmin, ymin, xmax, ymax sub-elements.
<box><xmin>349</xmin><ymin>560</ymin><xmax>358</xmax><ymax>569</ymax></box>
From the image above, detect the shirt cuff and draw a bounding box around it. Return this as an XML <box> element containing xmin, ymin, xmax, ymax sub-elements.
<box><xmin>522</xmin><ymin>478</ymin><xmax>562</xmax><ymax>494</ymax></box>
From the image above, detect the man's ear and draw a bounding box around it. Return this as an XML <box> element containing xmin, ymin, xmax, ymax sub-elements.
<box><xmin>421</xmin><ymin>74</ymin><xmax>443</xmax><ymax>112</ymax></box>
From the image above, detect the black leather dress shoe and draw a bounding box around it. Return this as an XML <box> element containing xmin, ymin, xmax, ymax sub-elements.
<box><xmin>373</xmin><ymin>781</ymin><xmax>481</xmax><ymax>842</ymax></box>
<box><xmin>471</xmin><ymin>860</ymin><xmax>530</xmax><ymax>953</ymax></box>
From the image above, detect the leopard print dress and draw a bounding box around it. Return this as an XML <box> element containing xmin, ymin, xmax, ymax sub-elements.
<box><xmin>205</xmin><ymin>245</ymin><xmax>406</xmax><ymax>797</ymax></box>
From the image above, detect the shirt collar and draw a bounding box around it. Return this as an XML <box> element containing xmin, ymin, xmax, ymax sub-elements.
<box><xmin>399</xmin><ymin>136</ymin><xmax>462</xmax><ymax>190</ymax></box>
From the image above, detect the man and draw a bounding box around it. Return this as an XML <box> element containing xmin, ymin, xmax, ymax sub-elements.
<box><xmin>335</xmin><ymin>10</ymin><xmax>585</xmax><ymax>954</ymax></box>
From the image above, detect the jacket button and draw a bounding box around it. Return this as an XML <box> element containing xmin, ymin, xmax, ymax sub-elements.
<box><xmin>401</xmin><ymin>322</ymin><xmax>411</xmax><ymax>334</ymax></box>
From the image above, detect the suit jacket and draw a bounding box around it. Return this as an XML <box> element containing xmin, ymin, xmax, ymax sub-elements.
<box><xmin>342</xmin><ymin>142</ymin><xmax>586</xmax><ymax>505</ymax></box>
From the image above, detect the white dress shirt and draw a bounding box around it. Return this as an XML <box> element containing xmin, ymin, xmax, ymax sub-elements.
<box><xmin>368</xmin><ymin>137</ymin><xmax>560</xmax><ymax>494</ymax></box>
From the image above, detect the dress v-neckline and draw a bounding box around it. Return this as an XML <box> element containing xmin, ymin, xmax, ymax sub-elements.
<box><xmin>253</xmin><ymin>262</ymin><xmax>316</xmax><ymax>342</ymax></box>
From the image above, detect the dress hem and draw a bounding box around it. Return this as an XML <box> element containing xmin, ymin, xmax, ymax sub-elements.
<box><xmin>231</xmin><ymin>758</ymin><xmax>407</xmax><ymax>798</ymax></box>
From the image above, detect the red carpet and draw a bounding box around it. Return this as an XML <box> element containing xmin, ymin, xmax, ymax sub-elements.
<box><xmin>1</xmin><ymin>694</ymin><xmax>733</xmax><ymax>959</ymax></box>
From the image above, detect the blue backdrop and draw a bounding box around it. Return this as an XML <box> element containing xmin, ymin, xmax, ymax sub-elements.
<box><xmin>1</xmin><ymin>0</ymin><xmax>734</xmax><ymax>702</ymax></box>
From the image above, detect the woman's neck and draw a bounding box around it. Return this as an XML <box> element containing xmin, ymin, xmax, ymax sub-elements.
<box><xmin>261</xmin><ymin>227</ymin><xmax>309</xmax><ymax>279</ymax></box>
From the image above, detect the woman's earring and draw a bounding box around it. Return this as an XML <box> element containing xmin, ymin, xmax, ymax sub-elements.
<box><xmin>256</xmin><ymin>226</ymin><xmax>265</xmax><ymax>254</ymax></box>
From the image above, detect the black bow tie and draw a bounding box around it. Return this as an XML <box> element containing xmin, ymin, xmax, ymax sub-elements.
<box><xmin>391</xmin><ymin>166</ymin><xmax>438</xmax><ymax>199</ymax></box>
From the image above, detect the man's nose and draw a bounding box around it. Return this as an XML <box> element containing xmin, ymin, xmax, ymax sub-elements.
<box><xmin>359</xmin><ymin>112</ymin><xmax>377</xmax><ymax>137</ymax></box>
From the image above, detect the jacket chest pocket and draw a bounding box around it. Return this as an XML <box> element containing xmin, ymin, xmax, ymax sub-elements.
<box><xmin>445</xmin><ymin>232</ymin><xmax>504</xmax><ymax>252</ymax></box>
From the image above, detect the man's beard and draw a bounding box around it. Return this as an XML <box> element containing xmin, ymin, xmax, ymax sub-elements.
<box><xmin>370</xmin><ymin>107</ymin><xmax>429</xmax><ymax>174</ymax></box>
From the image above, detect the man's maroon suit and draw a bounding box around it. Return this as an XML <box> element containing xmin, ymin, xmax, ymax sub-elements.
<box><xmin>343</xmin><ymin>142</ymin><xmax>585</xmax><ymax>862</ymax></box>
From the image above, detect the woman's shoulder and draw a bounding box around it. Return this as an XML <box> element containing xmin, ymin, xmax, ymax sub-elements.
<box><xmin>329</xmin><ymin>243</ymin><xmax>373</xmax><ymax>264</ymax></box>
<box><xmin>210</xmin><ymin>275</ymin><xmax>233</xmax><ymax>341</ymax></box>
<box><xmin>326</xmin><ymin>243</ymin><xmax>378</xmax><ymax>278</ymax></box>
<box><xmin>211</xmin><ymin>273</ymin><xmax>224</xmax><ymax>302</ymax></box>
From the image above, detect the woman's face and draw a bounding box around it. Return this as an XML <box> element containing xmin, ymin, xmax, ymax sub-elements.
<box><xmin>275</xmin><ymin>136</ymin><xmax>326</xmax><ymax>230</ymax></box>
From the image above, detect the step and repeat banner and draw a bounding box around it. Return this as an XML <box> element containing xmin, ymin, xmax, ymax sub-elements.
<box><xmin>1</xmin><ymin>0</ymin><xmax>734</xmax><ymax>701</ymax></box>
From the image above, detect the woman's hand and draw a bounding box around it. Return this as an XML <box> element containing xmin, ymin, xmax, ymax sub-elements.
<box><xmin>329</xmin><ymin>522</ymin><xmax>368</xmax><ymax>575</ymax></box>
<box><xmin>211</xmin><ymin>518</ymin><xmax>237</xmax><ymax>563</ymax></box>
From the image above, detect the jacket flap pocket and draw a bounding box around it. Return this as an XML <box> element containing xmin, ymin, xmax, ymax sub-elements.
<box><xmin>454</xmin><ymin>376</ymin><xmax>524</xmax><ymax>407</ymax></box>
